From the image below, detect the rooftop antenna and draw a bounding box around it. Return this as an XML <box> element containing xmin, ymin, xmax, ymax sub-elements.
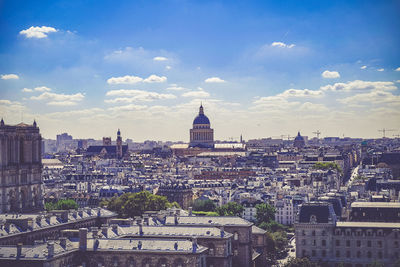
<box><xmin>312</xmin><ymin>130</ymin><xmax>321</xmax><ymax>139</ymax></box>
<box><xmin>378</xmin><ymin>128</ymin><xmax>396</xmax><ymax>138</ymax></box>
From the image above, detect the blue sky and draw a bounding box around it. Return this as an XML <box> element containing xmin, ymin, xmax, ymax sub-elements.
<box><xmin>0</xmin><ymin>0</ymin><xmax>399</xmax><ymax>141</ymax></box>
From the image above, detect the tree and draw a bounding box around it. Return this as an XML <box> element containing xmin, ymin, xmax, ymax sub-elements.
<box><xmin>105</xmin><ymin>191</ymin><xmax>180</xmax><ymax>217</ymax></box>
<box><xmin>313</xmin><ymin>162</ymin><xmax>342</xmax><ymax>173</ymax></box>
<box><xmin>255</xmin><ymin>203</ymin><xmax>276</xmax><ymax>225</ymax></box>
<box><xmin>192</xmin><ymin>199</ymin><xmax>216</xmax><ymax>212</ymax></box>
<box><xmin>216</xmin><ymin>202</ymin><xmax>244</xmax><ymax>216</ymax></box>
<box><xmin>284</xmin><ymin>257</ymin><xmax>320</xmax><ymax>267</ymax></box>
<box><xmin>258</xmin><ymin>220</ymin><xmax>285</xmax><ymax>232</ymax></box>
<box><xmin>45</xmin><ymin>199</ymin><xmax>78</xmax><ymax>211</ymax></box>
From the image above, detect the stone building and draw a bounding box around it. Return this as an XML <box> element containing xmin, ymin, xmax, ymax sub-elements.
<box><xmin>0</xmin><ymin>120</ymin><xmax>43</xmax><ymax>213</ymax></box>
<box><xmin>293</xmin><ymin>131</ymin><xmax>305</xmax><ymax>149</ymax></box>
<box><xmin>189</xmin><ymin>105</ymin><xmax>214</xmax><ymax>148</ymax></box>
<box><xmin>295</xmin><ymin>202</ymin><xmax>400</xmax><ymax>266</ymax></box>
<box><xmin>157</xmin><ymin>183</ymin><xmax>193</xmax><ymax>209</ymax></box>
<box><xmin>86</xmin><ymin>129</ymin><xmax>128</xmax><ymax>159</ymax></box>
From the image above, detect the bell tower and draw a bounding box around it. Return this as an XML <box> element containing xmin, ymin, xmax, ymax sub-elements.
<box><xmin>116</xmin><ymin>129</ymin><xmax>123</xmax><ymax>159</ymax></box>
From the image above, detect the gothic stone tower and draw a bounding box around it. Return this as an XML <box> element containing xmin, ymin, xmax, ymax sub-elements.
<box><xmin>0</xmin><ymin>119</ymin><xmax>44</xmax><ymax>213</ymax></box>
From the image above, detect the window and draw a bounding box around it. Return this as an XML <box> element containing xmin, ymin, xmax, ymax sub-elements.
<box><xmin>322</xmin><ymin>250</ymin><xmax>326</xmax><ymax>257</ymax></box>
<box><xmin>312</xmin><ymin>230</ymin><xmax>316</xmax><ymax>236</ymax></box>
<box><xmin>312</xmin><ymin>240</ymin><xmax>316</xmax><ymax>246</ymax></box>
<box><xmin>346</xmin><ymin>251</ymin><xmax>351</xmax><ymax>258</ymax></box>
<box><xmin>233</xmin><ymin>249</ymin><xmax>238</xmax><ymax>256</ymax></box>
<box><xmin>395</xmin><ymin>241</ymin><xmax>399</xmax><ymax>248</ymax></box>
<box><xmin>302</xmin><ymin>230</ymin><xmax>306</xmax><ymax>236</ymax></box>
<box><xmin>356</xmin><ymin>240</ymin><xmax>361</xmax><ymax>247</ymax></box>
<box><xmin>336</xmin><ymin>240</ymin><xmax>340</xmax><ymax>246</ymax></box>
<box><xmin>367</xmin><ymin>251</ymin><xmax>372</xmax><ymax>258</ymax></box>
<box><xmin>346</xmin><ymin>240</ymin><xmax>350</xmax><ymax>247</ymax></box>
<box><xmin>356</xmin><ymin>251</ymin><xmax>361</xmax><ymax>258</ymax></box>
<box><xmin>322</xmin><ymin>240</ymin><xmax>326</xmax><ymax>246</ymax></box>
<box><xmin>233</xmin><ymin>232</ymin><xmax>239</xmax><ymax>241</ymax></box>
<box><xmin>312</xmin><ymin>250</ymin><xmax>316</xmax><ymax>257</ymax></box>
<box><xmin>336</xmin><ymin>250</ymin><xmax>340</xmax><ymax>257</ymax></box>
<box><xmin>378</xmin><ymin>251</ymin><xmax>382</xmax><ymax>259</ymax></box>
<box><xmin>377</xmin><ymin>241</ymin><xmax>382</xmax><ymax>248</ymax></box>
<box><xmin>301</xmin><ymin>239</ymin><xmax>306</xmax><ymax>245</ymax></box>
<box><xmin>367</xmin><ymin>240</ymin><xmax>371</xmax><ymax>247</ymax></box>
<box><xmin>322</xmin><ymin>231</ymin><xmax>326</xmax><ymax>236</ymax></box>
<box><xmin>302</xmin><ymin>250</ymin><xmax>306</xmax><ymax>257</ymax></box>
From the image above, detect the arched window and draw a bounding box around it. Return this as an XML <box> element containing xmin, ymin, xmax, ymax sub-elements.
<box><xmin>112</xmin><ymin>256</ymin><xmax>119</xmax><ymax>267</ymax></box>
<box><xmin>142</xmin><ymin>258</ymin><xmax>151</xmax><ymax>267</ymax></box>
<box><xmin>233</xmin><ymin>232</ymin><xmax>239</xmax><ymax>240</ymax></box>
<box><xmin>126</xmin><ymin>257</ymin><xmax>135</xmax><ymax>267</ymax></box>
<box><xmin>158</xmin><ymin>258</ymin><xmax>168</xmax><ymax>267</ymax></box>
<box><xmin>174</xmin><ymin>258</ymin><xmax>184</xmax><ymax>267</ymax></box>
<box><xmin>209</xmin><ymin>243</ymin><xmax>215</xmax><ymax>255</ymax></box>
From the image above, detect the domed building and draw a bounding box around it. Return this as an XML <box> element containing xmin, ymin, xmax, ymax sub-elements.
<box><xmin>189</xmin><ymin>104</ymin><xmax>214</xmax><ymax>148</ymax></box>
<box><xmin>293</xmin><ymin>131</ymin><xmax>305</xmax><ymax>149</ymax></box>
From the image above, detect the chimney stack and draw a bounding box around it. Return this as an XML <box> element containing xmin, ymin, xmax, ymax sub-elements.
<box><xmin>111</xmin><ymin>224</ymin><xmax>118</xmax><ymax>235</ymax></box>
<box><xmin>101</xmin><ymin>224</ymin><xmax>108</xmax><ymax>237</ymax></box>
<box><xmin>47</xmin><ymin>241</ymin><xmax>55</xmax><ymax>258</ymax></box>
<box><xmin>16</xmin><ymin>243</ymin><xmax>22</xmax><ymax>259</ymax></box>
<box><xmin>174</xmin><ymin>214</ymin><xmax>178</xmax><ymax>225</ymax></box>
<box><xmin>188</xmin><ymin>207</ymin><xmax>192</xmax><ymax>216</ymax></box>
<box><xmin>79</xmin><ymin>228</ymin><xmax>88</xmax><ymax>251</ymax></box>
<box><xmin>192</xmin><ymin>238</ymin><xmax>197</xmax><ymax>253</ymax></box>
<box><xmin>220</xmin><ymin>226</ymin><xmax>225</xmax><ymax>237</ymax></box>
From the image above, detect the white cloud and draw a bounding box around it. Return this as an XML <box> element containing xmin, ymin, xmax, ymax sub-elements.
<box><xmin>47</xmin><ymin>101</ymin><xmax>79</xmax><ymax>106</ymax></box>
<box><xmin>279</xmin><ymin>88</ymin><xmax>323</xmax><ymax>98</ymax></box>
<box><xmin>153</xmin><ymin>56</ymin><xmax>168</xmax><ymax>61</ymax></box>
<box><xmin>22</xmin><ymin>88</ymin><xmax>33</xmax><ymax>93</ymax></box>
<box><xmin>321</xmin><ymin>80</ymin><xmax>397</xmax><ymax>92</ymax></box>
<box><xmin>107</xmin><ymin>75</ymin><xmax>143</xmax><ymax>85</ymax></box>
<box><xmin>360</xmin><ymin>66</ymin><xmax>367</xmax><ymax>70</ymax></box>
<box><xmin>31</xmin><ymin>92</ymin><xmax>85</xmax><ymax>104</ymax></box>
<box><xmin>1</xmin><ymin>74</ymin><xmax>19</xmax><ymax>80</ymax></box>
<box><xmin>143</xmin><ymin>74</ymin><xmax>167</xmax><ymax>83</ymax></box>
<box><xmin>108</xmin><ymin>104</ymin><xmax>147</xmax><ymax>112</ymax></box>
<box><xmin>34</xmin><ymin>86</ymin><xmax>52</xmax><ymax>92</ymax></box>
<box><xmin>204</xmin><ymin>77</ymin><xmax>226</xmax><ymax>83</ymax></box>
<box><xmin>181</xmin><ymin>90</ymin><xmax>210</xmax><ymax>98</ymax></box>
<box><xmin>339</xmin><ymin>91</ymin><xmax>400</xmax><ymax>106</ymax></box>
<box><xmin>105</xmin><ymin>89</ymin><xmax>176</xmax><ymax>102</ymax></box>
<box><xmin>271</xmin><ymin>42</ymin><xmax>295</xmax><ymax>48</ymax></box>
<box><xmin>322</xmin><ymin>70</ymin><xmax>340</xmax><ymax>79</ymax></box>
<box><xmin>396</xmin><ymin>67</ymin><xmax>400</xmax><ymax>72</ymax></box>
<box><xmin>377</xmin><ymin>68</ymin><xmax>384</xmax><ymax>72</ymax></box>
<box><xmin>299</xmin><ymin>102</ymin><xmax>329</xmax><ymax>112</ymax></box>
<box><xmin>165</xmin><ymin>65</ymin><xmax>172</xmax><ymax>70</ymax></box>
<box><xmin>166</xmin><ymin>85</ymin><xmax>185</xmax><ymax>91</ymax></box>
<box><xmin>19</xmin><ymin>26</ymin><xmax>58</xmax><ymax>39</ymax></box>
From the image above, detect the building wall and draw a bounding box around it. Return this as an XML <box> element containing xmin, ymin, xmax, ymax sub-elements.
<box><xmin>0</xmin><ymin>123</ymin><xmax>43</xmax><ymax>213</ymax></box>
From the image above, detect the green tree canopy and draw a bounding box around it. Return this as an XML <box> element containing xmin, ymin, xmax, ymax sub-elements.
<box><xmin>284</xmin><ymin>257</ymin><xmax>320</xmax><ymax>267</ymax></box>
<box><xmin>313</xmin><ymin>162</ymin><xmax>342</xmax><ymax>173</ymax></box>
<box><xmin>192</xmin><ymin>199</ymin><xmax>217</xmax><ymax>212</ymax></box>
<box><xmin>45</xmin><ymin>199</ymin><xmax>78</xmax><ymax>211</ymax></box>
<box><xmin>104</xmin><ymin>191</ymin><xmax>180</xmax><ymax>217</ymax></box>
<box><xmin>255</xmin><ymin>203</ymin><xmax>276</xmax><ymax>225</ymax></box>
<box><xmin>216</xmin><ymin>202</ymin><xmax>244</xmax><ymax>216</ymax></box>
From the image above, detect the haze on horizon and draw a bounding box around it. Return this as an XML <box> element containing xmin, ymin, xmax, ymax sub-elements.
<box><xmin>0</xmin><ymin>0</ymin><xmax>400</xmax><ymax>141</ymax></box>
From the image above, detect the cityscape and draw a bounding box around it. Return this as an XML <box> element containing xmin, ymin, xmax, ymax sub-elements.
<box><xmin>1</xmin><ymin>1</ymin><xmax>400</xmax><ymax>267</ymax></box>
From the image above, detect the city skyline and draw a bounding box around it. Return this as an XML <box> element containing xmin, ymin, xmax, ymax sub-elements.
<box><xmin>1</xmin><ymin>0</ymin><xmax>400</xmax><ymax>141</ymax></box>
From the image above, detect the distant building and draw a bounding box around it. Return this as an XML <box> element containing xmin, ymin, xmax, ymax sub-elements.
<box><xmin>157</xmin><ymin>184</ymin><xmax>193</xmax><ymax>209</ymax></box>
<box><xmin>293</xmin><ymin>131</ymin><xmax>305</xmax><ymax>149</ymax></box>
<box><xmin>0</xmin><ymin>119</ymin><xmax>44</xmax><ymax>213</ymax></box>
<box><xmin>86</xmin><ymin>129</ymin><xmax>128</xmax><ymax>159</ymax></box>
<box><xmin>189</xmin><ymin>104</ymin><xmax>214</xmax><ymax>148</ymax></box>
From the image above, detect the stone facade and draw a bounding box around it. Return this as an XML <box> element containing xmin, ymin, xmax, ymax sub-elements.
<box><xmin>0</xmin><ymin>120</ymin><xmax>43</xmax><ymax>213</ymax></box>
<box><xmin>189</xmin><ymin>105</ymin><xmax>214</xmax><ymax>148</ymax></box>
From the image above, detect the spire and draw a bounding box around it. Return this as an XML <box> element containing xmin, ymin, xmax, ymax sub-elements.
<box><xmin>199</xmin><ymin>103</ymin><xmax>204</xmax><ymax>115</ymax></box>
<box><xmin>0</xmin><ymin>118</ymin><xmax>4</xmax><ymax>127</ymax></box>
<box><xmin>33</xmin><ymin>119</ymin><xmax>37</xmax><ymax>128</ymax></box>
<box><xmin>117</xmin><ymin>128</ymin><xmax>121</xmax><ymax>136</ymax></box>
<box><xmin>297</xmin><ymin>131</ymin><xmax>301</xmax><ymax>137</ymax></box>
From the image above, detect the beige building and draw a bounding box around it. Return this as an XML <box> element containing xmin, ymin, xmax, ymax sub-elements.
<box><xmin>189</xmin><ymin>105</ymin><xmax>214</xmax><ymax>148</ymax></box>
<box><xmin>295</xmin><ymin>202</ymin><xmax>400</xmax><ymax>267</ymax></box>
<box><xmin>0</xmin><ymin>120</ymin><xmax>43</xmax><ymax>213</ymax></box>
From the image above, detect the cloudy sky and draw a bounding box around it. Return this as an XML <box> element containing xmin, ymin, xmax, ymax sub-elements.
<box><xmin>1</xmin><ymin>0</ymin><xmax>400</xmax><ymax>141</ymax></box>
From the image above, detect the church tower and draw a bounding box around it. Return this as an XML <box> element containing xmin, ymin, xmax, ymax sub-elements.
<box><xmin>116</xmin><ymin>129</ymin><xmax>123</xmax><ymax>159</ymax></box>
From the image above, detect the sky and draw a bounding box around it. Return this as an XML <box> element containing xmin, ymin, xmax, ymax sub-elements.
<box><xmin>0</xmin><ymin>0</ymin><xmax>400</xmax><ymax>141</ymax></box>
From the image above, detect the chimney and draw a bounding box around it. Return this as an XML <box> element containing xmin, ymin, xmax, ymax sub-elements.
<box><xmin>91</xmin><ymin>227</ymin><xmax>99</xmax><ymax>238</ymax></box>
<box><xmin>174</xmin><ymin>214</ymin><xmax>178</xmax><ymax>225</ymax></box>
<box><xmin>192</xmin><ymin>238</ymin><xmax>197</xmax><ymax>253</ymax></box>
<box><xmin>60</xmin><ymin>237</ymin><xmax>67</xmax><ymax>248</ymax></box>
<box><xmin>138</xmin><ymin>240</ymin><xmax>142</xmax><ymax>250</ymax></box>
<box><xmin>143</xmin><ymin>215</ymin><xmax>149</xmax><ymax>225</ymax></box>
<box><xmin>101</xmin><ymin>224</ymin><xmax>108</xmax><ymax>237</ymax></box>
<box><xmin>16</xmin><ymin>243</ymin><xmax>22</xmax><ymax>259</ymax></box>
<box><xmin>47</xmin><ymin>241</ymin><xmax>55</xmax><ymax>258</ymax></box>
<box><xmin>138</xmin><ymin>222</ymin><xmax>143</xmax><ymax>236</ymax></box>
<box><xmin>36</xmin><ymin>215</ymin><xmax>42</xmax><ymax>225</ymax></box>
<box><xmin>79</xmin><ymin>228</ymin><xmax>88</xmax><ymax>251</ymax></box>
<box><xmin>78</xmin><ymin>209</ymin><xmax>83</xmax><ymax>218</ymax></box>
<box><xmin>188</xmin><ymin>207</ymin><xmax>192</xmax><ymax>216</ymax></box>
<box><xmin>174</xmin><ymin>241</ymin><xmax>178</xmax><ymax>250</ymax></box>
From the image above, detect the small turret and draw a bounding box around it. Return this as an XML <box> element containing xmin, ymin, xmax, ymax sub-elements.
<box><xmin>33</xmin><ymin>120</ymin><xmax>37</xmax><ymax>128</ymax></box>
<box><xmin>0</xmin><ymin>118</ymin><xmax>4</xmax><ymax>127</ymax></box>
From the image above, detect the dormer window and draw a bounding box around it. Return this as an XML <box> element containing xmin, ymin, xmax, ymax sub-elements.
<box><xmin>310</xmin><ymin>215</ymin><xmax>317</xmax><ymax>224</ymax></box>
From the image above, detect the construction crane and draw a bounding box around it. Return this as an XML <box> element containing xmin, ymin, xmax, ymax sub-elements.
<box><xmin>378</xmin><ymin>128</ymin><xmax>396</xmax><ymax>138</ymax></box>
<box><xmin>393</xmin><ymin>134</ymin><xmax>400</xmax><ymax>138</ymax></box>
<box><xmin>312</xmin><ymin>130</ymin><xmax>321</xmax><ymax>139</ymax></box>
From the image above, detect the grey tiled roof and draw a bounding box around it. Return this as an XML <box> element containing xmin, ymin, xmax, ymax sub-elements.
<box><xmin>165</xmin><ymin>216</ymin><xmax>253</xmax><ymax>226</ymax></box>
